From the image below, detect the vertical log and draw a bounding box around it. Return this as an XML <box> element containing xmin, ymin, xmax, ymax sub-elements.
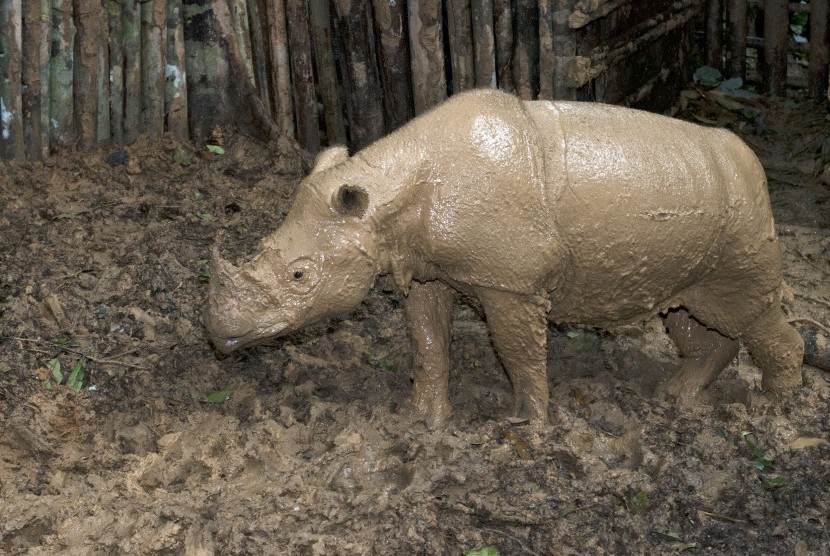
<box><xmin>408</xmin><ymin>0</ymin><xmax>446</xmax><ymax>114</ymax></box>
<box><xmin>229</xmin><ymin>0</ymin><xmax>254</xmax><ymax>82</ymax></box>
<box><xmin>513</xmin><ymin>0</ymin><xmax>539</xmax><ymax>99</ymax></box>
<box><xmin>706</xmin><ymin>0</ymin><xmax>723</xmax><ymax>70</ymax></box>
<box><xmin>808</xmin><ymin>0</ymin><xmax>829</xmax><ymax>98</ymax></box>
<box><xmin>166</xmin><ymin>0</ymin><xmax>189</xmax><ymax>140</ymax></box>
<box><xmin>333</xmin><ymin>0</ymin><xmax>384</xmax><ymax>149</ymax></box>
<box><xmin>141</xmin><ymin>0</ymin><xmax>167</xmax><ymax>138</ymax></box>
<box><xmin>309</xmin><ymin>0</ymin><xmax>346</xmax><ymax>143</ymax></box>
<box><xmin>763</xmin><ymin>0</ymin><xmax>788</xmax><ymax>95</ymax></box>
<box><xmin>96</xmin><ymin>0</ymin><xmax>110</xmax><ymax>144</ymax></box>
<box><xmin>552</xmin><ymin>0</ymin><xmax>575</xmax><ymax>99</ymax></box>
<box><xmin>22</xmin><ymin>0</ymin><xmax>47</xmax><ymax>159</ymax></box>
<box><xmin>372</xmin><ymin>0</ymin><xmax>414</xmax><ymax>132</ymax></box>
<box><xmin>446</xmin><ymin>0</ymin><xmax>475</xmax><ymax>93</ymax></box>
<box><xmin>123</xmin><ymin>0</ymin><xmax>141</xmax><ymax>142</ymax></box>
<box><xmin>727</xmin><ymin>0</ymin><xmax>746</xmax><ymax>79</ymax></box>
<box><xmin>49</xmin><ymin>0</ymin><xmax>74</xmax><ymax>149</ymax></box>
<box><xmin>471</xmin><ymin>0</ymin><xmax>495</xmax><ymax>88</ymax></box>
<box><xmin>265</xmin><ymin>0</ymin><xmax>294</xmax><ymax>136</ymax></box>
<box><xmin>286</xmin><ymin>0</ymin><xmax>319</xmax><ymax>152</ymax></box>
<box><xmin>246</xmin><ymin>0</ymin><xmax>271</xmax><ymax>115</ymax></box>
<box><xmin>0</xmin><ymin>0</ymin><xmax>24</xmax><ymax>160</ymax></box>
<box><xmin>38</xmin><ymin>0</ymin><xmax>50</xmax><ymax>155</ymax></box>
<box><xmin>73</xmin><ymin>0</ymin><xmax>102</xmax><ymax>148</ymax></box>
<box><xmin>108</xmin><ymin>0</ymin><xmax>124</xmax><ymax>142</ymax></box>
<box><xmin>538</xmin><ymin>0</ymin><xmax>554</xmax><ymax>99</ymax></box>
<box><xmin>493</xmin><ymin>0</ymin><xmax>513</xmax><ymax>92</ymax></box>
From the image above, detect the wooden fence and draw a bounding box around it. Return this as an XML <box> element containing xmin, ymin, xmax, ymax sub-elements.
<box><xmin>4</xmin><ymin>0</ymin><xmax>815</xmax><ymax>163</ymax></box>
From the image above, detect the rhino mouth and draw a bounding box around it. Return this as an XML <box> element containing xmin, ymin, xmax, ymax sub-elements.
<box><xmin>210</xmin><ymin>321</ymin><xmax>290</xmax><ymax>355</ymax></box>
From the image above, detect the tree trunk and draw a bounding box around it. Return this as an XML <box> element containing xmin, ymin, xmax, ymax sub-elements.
<box><xmin>123</xmin><ymin>0</ymin><xmax>141</xmax><ymax>142</ymax></box>
<box><xmin>108</xmin><ymin>0</ymin><xmax>124</xmax><ymax>142</ymax></box>
<box><xmin>706</xmin><ymin>0</ymin><xmax>723</xmax><ymax>71</ymax></box>
<box><xmin>309</xmin><ymin>0</ymin><xmax>346</xmax><ymax>144</ymax></box>
<box><xmin>22</xmin><ymin>0</ymin><xmax>48</xmax><ymax>159</ymax></box>
<box><xmin>333</xmin><ymin>0</ymin><xmax>384</xmax><ymax>149</ymax></box>
<box><xmin>265</xmin><ymin>0</ymin><xmax>294</xmax><ymax>137</ymax></box>
<box><xmin>73</xmin><ymin>0</ymin><xmax>102</xmax><ymax>148</ymax></box>
<box><xmin>512</xmin><ymin>0</ymin><xmax>539</xmax><ymax>100</ymax></box>
<box><xmin>0</xmin><ymin>0</ymin><xmax>24</xmax><ymax>159</ymax></box>
<box><xmin>286</xmin><ymin>0</ymin><xmax>319</xmax><ymax>153</ymax></box>
<box><xmin>538</xmin><ymin>0</ymin><xmax>554</xmax><ymax>99</ymax></box>
<box><xmin>229</xmin><ymin>0</ymin><xmax>254</xmax><ymax>83</ymax></box>
<box><xmin>446</xmin><ymin>0</ymin><xmax>475</xmax><ymax>93</ymax></box>
<box><xmin>808</xmin><ymin>0</ymin><xmax>829</xmax><ymax>98</ymax></box>
<box><xmin>96</xmin><ymin>1</ymin><xmax>109</xmax><ymax>144</ymax></box>
<box><xmin>471</xmin><ymin>0</ymin><xmax>496</xmax><ymax>88</ymax></box>
<box><xmin>763</xmin><ymin>0</ymin><xmax>788</xmax><ymax>95</ymax></box>
<box><xmin>166</xmin><ymin>0</ymin><xmax>189</xmax><ymax>141</ymax></box>
<box><xmin>553</xmin><ymin>0</ymin><xmax>575</xmax><ymax>99</ymax></box>
<box><xmin>408</xmin><ymin>0</ymin><xmax>446</xmax><ymax>114</ymax></box>
<box><xmin>493</xmin><ymin>0</ymin><xmax>513</xmax><ymax>92</ymax></box>
<box><xmin>246</xmin><ymin>0</ymin><xmax>271</xmax><ymax>116</ymax></box>
<box><xmin>727</xmin><ymin>0</ymin><xmax>746</xmax><ymax>79</ymax></box>
<box><xmin>142</xmin><ymin>0</ymin><xmax>166</xmax><ymax>138</ymax></box>
<box><xmin>372</xmin><ymin>0</ymin><xmax>414</xmax><ymax>132</ymax></box>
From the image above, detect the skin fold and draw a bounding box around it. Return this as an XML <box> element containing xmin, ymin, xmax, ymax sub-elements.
<box><xmin>205</xmin><ymin>89</ymin><xmax>805</xmax><ymax>428</ymax></box>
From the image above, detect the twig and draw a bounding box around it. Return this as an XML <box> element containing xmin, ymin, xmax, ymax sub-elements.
<box><xmin>12</xmin><ymin>337</ymin><xmax>150</xmax><ymax>370</ymax></box>
<box><xmin>796</xmin><ymin>250</ymin><xmax>830</xmax><ymax>276</ymax></box>
<box><xmin>788</xmin><ymin>317</ymin><xmax>830</xmax><ymax>336</ymax></box>
<box><xmin>697</xmin><ymin>509</ymin><xmax>746</xmax><ymax>524</ymax></box>
<box><xmin>482</xmin><ymin>527</ymin><xmax>542</xmax><ymax>556</ymax></box>
<box><xmin>794</xmin><ymin>292</ymin><xmax>830</xmax><ymax>309</ymax></box>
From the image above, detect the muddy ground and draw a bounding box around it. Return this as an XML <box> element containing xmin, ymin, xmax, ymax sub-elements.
<box><xmin>1</xmin><ymin>92</ymin><xmax>829</xmax><ymax>555</ymax></box>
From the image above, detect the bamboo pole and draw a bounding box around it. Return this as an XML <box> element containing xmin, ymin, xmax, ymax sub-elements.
<box><xmin>165</xmin><ymin>0</ymin><xmax>188</xmax><ymax>141</ymax></box>
<box><xmin>108</xmin><ymin>0</ymin><xmax>124</xmax><ymax>142</ymax></box>
<box><xmin>246</xmin><ymin>0</ymin><xmax>271</xmax><ymax>116</ymax></box>
<box><xmin>141</xmin><ymin>0</ymin><xmax>167</xmax><ymax>138</ymax></box>
<box><xmin>513</xmin><ymin>0</ymin><xmax>539</xmax><ymax>99</ymax></box>
<box><xmin>553</xmin><ymin>0</ymin><xmax>576</xmax><ymax>99</ymax></box>
<box><xmin>808</xmin><ymin>0</ymin><xmax>829</xmax><ymax>98</ymax></box>
<box><xmin>727</xmin><ymin>0</ymin><xmax>746</xmax><ymax>79</ymax></box>
<box><xmin>446</xmin><ymin>0</ymin><xmax>475</xmax><ymax>92</ymax></box>
<box><xmin>22</xmin><ymin>0</ymin><xmax>48</xmax><ymax>159</ymax></box>
<box><xmin>265</xmin><ymin>0</ymin><xmax>294</xmax><ymax>137</ymax></box>
<box><xmin>408</xmin><ymin>0</ymin><xmax>446</xmax><ymax>114</ymax></box>
<box><xmin>706</xmin><ymin>0</ymin><xmax>723</xmax><ymax>70</ymax></box>
<box><xmin>123</xmin><ymin>0</ymin><xmax>141</xmax><ymax>142</ymax></box>
<box><xmin>493</xmin><ymin>0</ymin><xmax>513</xmax><ymax>92</ymax></box>
<box><xmin>538</xmin><ymin>0</ymin><xmax>554</xmax><ymax>99</ymax></box>
<box><xmin>72</xmin><ymin>0</ymin><xmax>101</xmax><ymax>148</ymax></box>
<box><xmin>0</xmin><ymin>0</ymin><xmax>24</xmax><ymax>160</ymax></box>
<box><xmin>333</xmin><ymin>0</ymin><xmax>384</xmax><ymax>149</ymax></box>
<box><xmin>763</xmin><ymin>0</ymin><xmax>788</xmax><ymax>95</ymax></box>
<box><xmin>286</xmin><ymin>0</ymin><xmax>319</xmax><ymax>153</ymax></box>
<box><xmin>309</xmin><ymin>0</ymin><xmax>346</xmax><ymax>144</ymax></box>
<box><xmin>471</xmin><ymin>0</ymin><xmax>496</xmax><ymax>88</ymax></box>
<box><xmin>371</xmin><ymin>0</ymin><xmax>414</xmax><ymax>132</ymax></box>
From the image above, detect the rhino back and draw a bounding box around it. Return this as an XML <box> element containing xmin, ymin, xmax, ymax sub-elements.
<box><xmin>526</xmin><ymin>100</ymin><xmax>775</xmax><ymax>325</ymax></box>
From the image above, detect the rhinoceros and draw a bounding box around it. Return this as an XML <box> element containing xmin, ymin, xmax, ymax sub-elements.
<box><xmin>206</xmin><ymin>88</ymin><xmax>805</xmax><ymax>427</ymax></box>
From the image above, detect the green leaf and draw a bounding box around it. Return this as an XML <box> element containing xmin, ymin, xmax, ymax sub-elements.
<box><xmin>201</xmin><ymin>389</ymin><xmax>232</xmax><ymax>404</ymax></box>
<box><xmin>630</xmin><ymin>490</ymin><xmax>653</xmax><ymax>514</ymax></box>
<box><xmin>762</xmin><ymin>476</ymin><xmax>789</xmax><ymax>490</ymax></box>
<box><xmin>66</xmin><ymin>361</ymin><xmax>85</xmax><ymax>392</ymax></box>
<box><xmin>199</xmin><ymin>212</ymin><xmax>216</xmax><ymax>222</ymax></box>
<box><xmin>465</xmin><ymin>547</ymin><xmax>500</xmax><ymax>556</ymax></box>
<box><xmin>173</xmin><ymin>147</ymin><xmax>192</xmax><ymax>166</ymax></box>
<box><xmin>206</xmin><ymin>144</ymin><xmax>225</xmax><ymax>155</ymax></box>
<box><xmin>671</xmin><ymin>542</ymin><xmax>699</xmax><ymax>552</ymax></box>
<box><xmin>48</xmin><ymin>359</ymin><xmax>63</xmax><ymax>383</ymax></box>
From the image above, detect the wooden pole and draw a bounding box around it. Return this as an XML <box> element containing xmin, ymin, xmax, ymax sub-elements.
<box><xmin>408</xmin><ymin>0</ymin><xmax>446</xmax><ymax>114</ymax></box>
<box><xmin>763</xmin><ymin>0</ymin><xmax>788</xmax><ymax>95</ymax></box>
<box><xmin>286</xmin><ymin>0</ymin><xmax>319</xmax><ymax>153</ymax></box>
<box><xmin>471</xmin><ymin>0</ymin><xmax>496</xmax><ymax>88</ymax></box>
<box><xmin>246</xmin><ymin>0</ymin><xmax>271</xmax><ymax>116</ymax></box>
<box><xmin>22</xmin><ymin>0</ymin><xmax>48</xmax><ymax>159</ymax></box>
<box><xmin>108</xmin><ymin>0</ymin><xmax>124</xmax><ymax>143</ymax></box>
<box><xmin>265</xmin><ymin>0</ymin><xmax>294</xmax><ymax>137</ymax></box>
<box><xmin>165</xmin><ymin>0</ymin><xmax>189</xmax><ymax>141</ymax></box>
<box><xmin>493</xmin><ymin>0</ymin><xmax>513</xmax><ymax>92</ymax></box>
<box><xmin>123</xmin><ymin>0</ymin><xmax>141</xmax><ymax>142</ymax></box>
<box><xmin>553</xmin><ymin>0</ymin><xmax>576</xmax><ymax>99</ymax></box>
<box><xmin>96</xmin><ymin>4</ymin><xmax>109</xmax><ymax>145</ymax></box>
<box><xmin>141</xmin><ymin>0</ymin><xmax>167</xmax><ymax>138</ymax></box>
<box><xmin>808</xmin><ymin>0</ymin><xmax>829</xmax><ymax>98</ymax></box>
<box><xmin>372</xmin><ymin>0</ymin><xmax>414</xmax><ymax>132</ymax></box>
<box><xmin>706</xmin><ymin>0</ymin><xmax>723</xmax><ymax>71</ymax></box>
<box><xmin>446</xmin><ymin>0</ymin><xmax>475</xmax><ymax>93</ymax></box>
<box><xmin>0</xmin><ymin>0</ymin><xmax>24</xmax><ymax>159</ymax></box>
<box><xmin>49</xmin><ymin>0</ymin><xmax>74</xmax><ymax>150</ymax></box>
<box><xmin>538</xmin><ymin>0</ymin><xmax>554</xmax><ymax>99</ymax></box>
<box><xmin>727</xmin><ymin>0</ymin><xmax>746</xmax><ymax>79</ymax></box>
<box><xmin>309</xmin><ymin>0</ymin><xmax>346</xmax><ymax>144</ymax></box>
<box><xmin>333</xmin><ymin>0</ymin><xmax>384</xmax><ymax>149</ymax></box>
<box><xmin>513</xmin><ymin>0</ymin><xmax>539</xmax><ymax>99</ymax></box>
<box><xmin>229</xmin><ymin>0</ymin><xmax>254</xmax><ymax>83</ymax></box>
<box><xmin>73</xmin><ymin>0</ymin><xmax>101</xmax><ymax>148</ymax></box>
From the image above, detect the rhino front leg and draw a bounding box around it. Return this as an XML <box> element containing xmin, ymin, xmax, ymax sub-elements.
<box><xmin>405</xmin><ymin>280</ymin><xmax>456</xmax><ymax>428</ymax></box>
<box><xmin>478</xmin><ymin>289</ymin><xmax>551</xmax><ymax>423</ymax></box>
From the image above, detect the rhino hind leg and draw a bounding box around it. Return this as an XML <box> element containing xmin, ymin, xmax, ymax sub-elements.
<box><xmin>478</xmin><ymin>289</ymin><xmax>551</xmax><ymax>423</ymax></box>
<box><xmin>405</xmin><ymin>280</ymin><xmax>456</xmax><ymax>428</ymax></box>
<box><xmin>662</xmin><ymin>308</ymin><xmax>740</xmax><ymax>399</ymax></box>
<box><xmin>740</xmin><ymin>307</ymin><xmax>804</xmax><ymax>391</ymax></box>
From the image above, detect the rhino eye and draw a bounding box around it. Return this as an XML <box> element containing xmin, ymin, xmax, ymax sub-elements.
<box><xmin>293</xmin><ymin>270</ymin><xmax>304</xmax><ymax>280</ymax></box>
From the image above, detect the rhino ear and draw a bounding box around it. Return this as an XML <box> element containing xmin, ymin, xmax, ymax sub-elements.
<box><xmin>333</xmin><ymin>184</ymin><xmax>369</xmax><ymax>218</ymax></box>
<box><xmin>311</xmin><ymin>146</ymin><xmax>349</xmax><ymax>174</ymax></box>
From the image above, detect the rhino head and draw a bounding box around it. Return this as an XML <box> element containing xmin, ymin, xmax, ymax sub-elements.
<box><xmin>205</xmin><ymin>147</ymin><xmax>380</xmax><ymax>353</ymax></box>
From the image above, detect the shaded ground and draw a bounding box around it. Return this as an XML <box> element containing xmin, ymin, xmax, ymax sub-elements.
<box><xmin>1</xmin><ymin>93</ymin><xmax>828</xmax><ymax>555</ymax></box>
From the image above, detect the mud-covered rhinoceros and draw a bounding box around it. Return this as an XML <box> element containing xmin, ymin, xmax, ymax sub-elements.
<box><xmin>205</xmin><ymin>88</ymin><xmax>806</xmax><ymax>427</ymax></box>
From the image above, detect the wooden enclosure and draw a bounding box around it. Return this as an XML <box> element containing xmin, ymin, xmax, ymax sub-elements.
<box><xmin>0</xmin><ymin>0</ymin><xmax>827</xmax><ymax>161</ymax></box>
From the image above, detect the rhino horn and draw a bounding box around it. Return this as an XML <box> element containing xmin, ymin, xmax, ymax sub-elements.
<box><xmin>210</xmin><ymin>245</ymin><xmax>244</xmax><ymax>288</ymax></box>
